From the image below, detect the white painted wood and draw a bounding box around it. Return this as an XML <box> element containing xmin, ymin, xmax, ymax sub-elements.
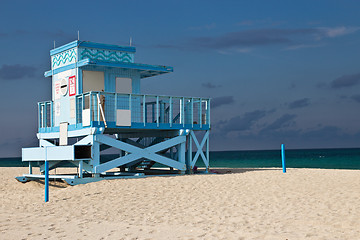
<box><xmin>59</xmin><ymin>122</ymin><xmax>68</xmax><ymax>146</ymax></box>
<box><xmin>70</xmin><ymin>98</ymin><xmax>76</xmax><ymax>119</ymax></box>
<box><xmin>22</xmin><ymin>146</ymin><xmax>75</xmax><ymax>161</ymax></box>
<box><xmin>116</xmin><ymin>77</ymin><xmax>132</xmax><ymax>94</ymax></box>
<box><xmin>82</xmin><ymin>109</ymin><xmax>90</xmax><ymax>126</ymax></box>
<box><xmin>83</xmin><ymin>70</ymin><xmax>104</xmax><ymax>93</ymax></box>
<box><xmin>116</xmin><ymin>109</ymin><xmax>131</xmax><ymax>126</ymax></box>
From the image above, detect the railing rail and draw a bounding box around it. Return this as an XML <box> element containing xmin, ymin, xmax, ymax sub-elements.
<box><xmin>38</xmin><ymin>91</ymin><xmax>210</xmax><ymax>130</ymax></box>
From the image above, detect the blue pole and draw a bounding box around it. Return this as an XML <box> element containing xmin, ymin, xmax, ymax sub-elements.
<box><xmin>281</xmin><ymin>144</ymin><xmax>286</xmax><ymax>173</ymax></box>
<box><xmin>45</xmin><ymin>148</ymin><xmax>49</xmax><ymax>202</ymax></box>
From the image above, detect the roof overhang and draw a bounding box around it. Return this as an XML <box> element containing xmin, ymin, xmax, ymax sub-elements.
<box><xmin>45</xmin><ymin>59</ymin><xmax>173</xmax><ymax>78</ymax></box>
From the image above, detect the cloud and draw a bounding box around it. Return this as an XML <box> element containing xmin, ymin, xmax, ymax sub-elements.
<box><xmin>330</xmin><ymin>73</ymin><xmax>360</xmax><ymax>89</ymax></box>
<box><xmin>237</xmin><ymin>20</ymin><xmax>255</xmax><ymax>26</ymax></box>
<box><xmin>284</xmin><ymin>43</ymin><xmax>323</xmax><ymax>51</ymax></box>
<box><xmin>0</xmin><ymin>29</ymin><xmax>74</xmax><ymax>40</ymax></box>
<box><xmin>0</xmin><ymin>64</ymin><xmax>36</xmax><ymax>80</ymax></box>
<box><xmin>202</xmin><ymin>82</ymin><xmax>222</xmax><ymax>89</ymax></box>
<box><xmin>152</xmin><ymin>44</ymin><xmax>185</xmax><ymax>51</ymax></box>
<box><xmin>158</xmin><ymin>26</ymin><xmax>359</xmax><ymax>52</ymax></box>
<box><xmin>350</xmin><ymin>94</ymin><xmax>360</xmax><ymax>103</ymax></box>
<box><xmin>302</xmin><ymin>125</ymin><xmax>342</xmax><ymax>139</ymax></box>
<box><xmin>191</xmin><ymin>29</ymin><xmax>316</xmax><ymax>49</ymax></box>
<box><xmin>188</xmin><ymin>23</ymin><xmax>216</xmax><ymax>31</ymax></box>
<box><xmin>288</xmin><ymin>98</ymin><xmax>310</xmax><ymax>109</ymax></box>
<box><xmin>212</xmin><ymin>96</ymin><xmax>235</xmax><ymax>108</ymax></box>
<box><xmin>319</xmin><ymin>26</ymin><xmax>360</xmax><ymax>38</ymax></box>
<box><xmin>261</xmin><ymin>114</ymin><xmax>297</xmax><ymax>133</ymax></box>
<box><xmin>219</xmin><ymin>110</ymin><xmax>267</xmax><ymax>132</ymax></box>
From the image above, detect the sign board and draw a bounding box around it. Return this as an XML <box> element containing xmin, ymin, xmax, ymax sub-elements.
<box><xmin>54</xmin><ymin>81</ymin><xmax>61</xmax><ymax>100</ymax></box>
<box><xmin>116</xmin><ymin>109</ymin><xmax>131</xmax><ymax>126</ymax></box>
<box><xmin>70</xmin><ymin>98</ymin><xmax>76</xmax><ymax>119</ymax></box>
<box><xmin>69</xmin><ymin>75</ymin><xmax>76</xmax><ymax>96</ymax></box>
<box><xmin>55</xmin><ymin>102</ymin><xmax>61</xmax><ymax>116</ymax></box>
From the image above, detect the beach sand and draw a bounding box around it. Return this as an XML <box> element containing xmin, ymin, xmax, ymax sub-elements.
<box><xmin>1</xmin><ymin>167</ymin><xmax>359</xmax><ymax>239</ymax></box>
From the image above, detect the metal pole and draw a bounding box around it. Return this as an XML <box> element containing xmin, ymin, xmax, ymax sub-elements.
<box><xmin>45</xmin><ymin>147</ymin><xmax>49</xmax><ymax>202</ymax></box>
<box><xmin>281</xmin><ymin>144</ymin><xmax>286</xmax><ymax>173</ymax></box>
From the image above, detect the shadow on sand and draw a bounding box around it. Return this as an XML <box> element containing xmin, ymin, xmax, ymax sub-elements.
<box><xmin>202</xmin><ymin>168</ymin><xmax>279</xmax><ymax>175</ymax></box>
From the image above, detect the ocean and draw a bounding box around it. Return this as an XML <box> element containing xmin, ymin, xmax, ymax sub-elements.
<box><xmin>1</xmin><ymin>148</ymin><xmax>360</xmax><ymax>170</ymax></box>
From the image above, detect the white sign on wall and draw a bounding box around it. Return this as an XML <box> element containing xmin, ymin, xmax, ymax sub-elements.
<box><xmin>55</xmin><ymin>102</ymin><xmax>61</xmax><ymax>116</ymax></box>
<box><xmin>54</xmin><ymin>81</ymin><xmax>61</xmax><ymax>100</ymax></box>
<box><xmin>70</xmin><ymin>98</ymin><xmax>75</xmax><ymax>119</ymax></box>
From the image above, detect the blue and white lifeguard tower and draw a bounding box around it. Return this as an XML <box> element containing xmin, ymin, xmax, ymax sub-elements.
<box><xmin>17</xmin><ymin>40</ymin><xmax>210</xmax><ymax>185</ymax></box>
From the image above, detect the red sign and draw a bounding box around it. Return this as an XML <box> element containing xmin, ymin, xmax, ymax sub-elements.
<box><xmin>69</xmin><ymin>76</ymin><xmax>76</xmax><ymax>96</ymax></box>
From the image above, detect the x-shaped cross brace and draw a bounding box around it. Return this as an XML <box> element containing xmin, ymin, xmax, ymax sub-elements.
<box><xmin>94</xmin><ymin>135</ymin><xmax>187</xmax><ymax>173</ymax></box>
<box><xmin>190</xmin><ymin>130</ymin><xmax>210</xmax><ymax>168</ymax></box>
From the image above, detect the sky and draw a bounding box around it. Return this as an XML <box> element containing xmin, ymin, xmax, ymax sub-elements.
<box><xmin>1</xmin><ymin>0</ymin><xmax>360</xmax><ymax>157</ymax></box>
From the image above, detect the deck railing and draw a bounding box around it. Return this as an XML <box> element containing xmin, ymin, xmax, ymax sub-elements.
<box><xmin>38</xmin><ymin>92</ymin><xmax>210</xmax><ymax>130</ymax></box>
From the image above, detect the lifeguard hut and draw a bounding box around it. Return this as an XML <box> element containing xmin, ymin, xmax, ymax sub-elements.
<box><xmin>16</xmin><ymin>40</ymin><xmax>210</xmax><ymax>185</ymax></box>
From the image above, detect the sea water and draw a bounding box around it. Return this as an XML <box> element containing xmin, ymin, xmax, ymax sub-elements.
<box><xmin>1</xmin><ymin>148</ymin><xmax>360</xmax><ymax>170</ymax></box>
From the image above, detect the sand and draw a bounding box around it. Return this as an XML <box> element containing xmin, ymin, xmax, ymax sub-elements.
<box><xmin>1</xmin><ymin>167</ymin><xmax>359</xmax><ymax>240</ymax></box>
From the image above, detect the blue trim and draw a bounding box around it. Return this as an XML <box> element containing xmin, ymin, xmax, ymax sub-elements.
<box><xmin>38</xmin><ymin>122</ymin><xmax>209</xmax><ymax>133</ymax></box>
<box><xmin>50</xmin><ymin>41</ymin><xmax>136</xmax><ymax>57</ymax></box>
<box><xmin>79</xmin><ymin>42</ymin><xmax>136</xmax><ymax>53</ymax></box>
<box><xmin>44</xmin><ymin>62</ymin><xmax>78</xmax><ymax>77</ymax></box>
<box><xmin>50</xmin><ymin>40</ymin><xmax>79</xmax><ymax>56</ymax></box>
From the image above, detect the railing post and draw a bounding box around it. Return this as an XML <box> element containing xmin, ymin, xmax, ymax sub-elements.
<box><xmin>208</xmin><ymin>99</ymin><xmax>211</xmax><ymax>127</ymax></box>
<box><xmin>199</xmin><ymin>98</ymin><xmax>202</xmax><ymax>128</ymax></box>
<box><xmin>182</xmin><ymin>97</ymin><xmax>185</xmax><ymax>127</ymax></box>
<box><xmin>89</xmin><ymin>92</ymin><xmax>92</xmax><ymax>122</ymax></box>
<box><xmin>129</xmin><ymin>94</ymin><xmax>132</xmax><ymax>123</ymax></box>
<box><xmin>169</xmin><ymin>97</ymin><xmax>172</xmax><ymax>128</ymax></box>
<box><xmin>43</xmin><ymin>103</ymin><xmax>45</xmax><ymax>128</ymax></box>
<box><xmin>143</xmin><ymin>95</ymin><xmax>146</xmax><ymax>126</ymax></box>
<box><xmin>38</xmin><ymin>103</ymin><xmax>41</xmax><ymax>129</ymax></box>
<box><xmin>156</xmin><ymin>96</ymin><xmax>159</xmax><ymax>127</ymax></box>
<box><xmin>191</xmin><ymin>98</ymin><xmax>194</xmax><ymax>128</ymax></box>
<box><xmin>97</xmin><ymin>93</ymin><xmax>100</xmax><ymax>122</ymax></box>
<box><xmin>115</xmin><ymin>93</ymin><xmax>117</xmax><ymax>123</ymax></box>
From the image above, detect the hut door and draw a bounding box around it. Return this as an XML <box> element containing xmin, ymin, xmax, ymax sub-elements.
<box><xmin>82</xmin><ymin>70</ymin><xmax>105</xmax><ymax>124</ymax></box>
<box><xmin>115</xmin><ymin>77</ymin><xmax>132</xmax><ymax>126</ymax></box>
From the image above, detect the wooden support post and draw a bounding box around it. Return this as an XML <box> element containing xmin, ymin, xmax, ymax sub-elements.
<box><xmin>187</xmin><ymin>132</ymin><xmax>193</xmax><ymax>174</ymax></box>
<box><xmin>206</xmin><ymin>131</ymin><xmax>210</xmax><ymax>173</ymax></box>
<box><xmin>79</xmin><ymin>160</ymin><xmax>83</xmax><ymax>178</ymax></box>
<box><xmin>179</xmin><ymin>138</ymin><xmax>186</xmax><ymax>174</ymax></box>
<box><xmin>92</xmin><ymin>137</ymin><xmax>100</xmax><ymax>177</ymax></box>
<box><xmin>44</xmin><ymin>147</ymin><xmax>49</xmax><ymax>202</ymax></box>
<box><xmin>29</xmin><ymin>162</ymin><xmax>32</xmax><ymax>174</ymax></box>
